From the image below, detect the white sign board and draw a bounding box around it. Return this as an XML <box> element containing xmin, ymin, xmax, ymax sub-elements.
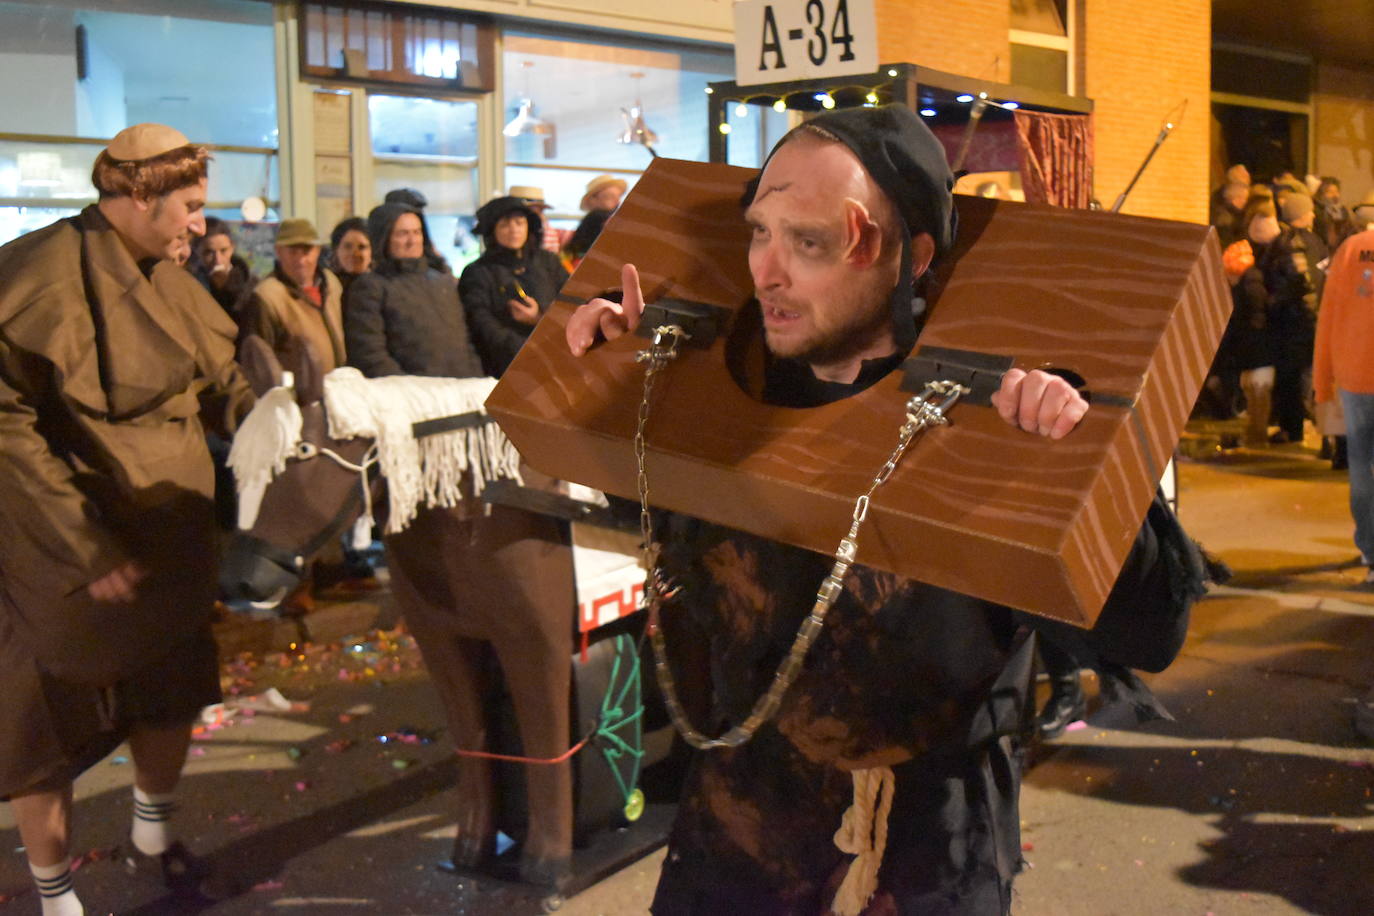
<box><xmin>733</xmin><ymin>0</ymin><xmax>879</xmax><ymax>87</ymax></box>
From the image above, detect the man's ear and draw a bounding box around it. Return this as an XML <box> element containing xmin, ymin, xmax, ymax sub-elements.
<box><xmin>910</xmin><ymin>232</ymin><xmax>935</xmax><ymax>280</ymax></box>
<box><xmin>129</xmin><ymin>191</ymin><xmax>154</xmax><ymax>214</ymax></box>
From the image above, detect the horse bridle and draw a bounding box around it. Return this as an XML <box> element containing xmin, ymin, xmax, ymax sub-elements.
<box><xmin>247</xmin><ymin>437</ymin><xmax>382</xmax><ymax>588</ymax></box>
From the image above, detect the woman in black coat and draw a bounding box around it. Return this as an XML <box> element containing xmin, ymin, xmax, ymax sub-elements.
<box><xmin>459</xmin><ymin>196</ymin><xmax>569</xmax><ymax>377</ymax></box>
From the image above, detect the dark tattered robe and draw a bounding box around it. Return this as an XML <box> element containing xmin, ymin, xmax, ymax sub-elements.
<box><xmin>0</xmin><ymin>206</ymin><xmax>253</xmax><ymax>796</ymax></box>
<box><xmin>649</xmin><ymin>356</ymin><xmax>1196</xmax><ymax>916</ymax></box>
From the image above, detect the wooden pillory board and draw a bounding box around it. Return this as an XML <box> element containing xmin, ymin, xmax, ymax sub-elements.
<box><xmin>486</xmin><ymin>158</ymin><xmax>1230</xmax><ymax>627</ymax></box>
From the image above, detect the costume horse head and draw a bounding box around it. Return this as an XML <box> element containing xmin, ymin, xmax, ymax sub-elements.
<box><xmin>221</xmin><ymin>336</ymin><xmax>579</xmax><ymax>888</ymax></box>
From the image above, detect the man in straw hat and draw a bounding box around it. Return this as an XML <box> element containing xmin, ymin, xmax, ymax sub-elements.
<box><xmin>0</xmin><ymin>122</ymin><xmax>253</xmax><ymax>912</ymax></box>
<box><xmin>580</xmin><ymin>174</ymin><xmax>627</xmax><ymax>213</ymax></box>
<box><xmin>566</xmin><ymin>105</ymin><xmax>1205</xmax><ymax>914</ymax></box>
<box><xmin>509</xmin><ymin>184</ymin><xmax>567</xmax><ymax>254</ymax></box>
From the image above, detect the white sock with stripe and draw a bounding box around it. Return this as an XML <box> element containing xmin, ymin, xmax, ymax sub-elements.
<box><xmin>29</xmin><ymin>860</ymin><xmax>83</xmax><ymax>916</ymax></box>
<box><xmin>131</xmin><ymin>786</ymin><xmax>175</xmax><ymax>856</ymax></box>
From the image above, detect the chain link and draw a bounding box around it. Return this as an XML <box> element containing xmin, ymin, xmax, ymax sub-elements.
<box><xmin>634</xmin><ymin>327</ymin><xmax>970</xmax><ymax>750</ymax></box>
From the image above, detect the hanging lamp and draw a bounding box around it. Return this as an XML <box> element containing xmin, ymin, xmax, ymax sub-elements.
<box><xmin>616</xmin><ymin>72</ymin><xmax>659</xmax><ymax>157</ymax></box>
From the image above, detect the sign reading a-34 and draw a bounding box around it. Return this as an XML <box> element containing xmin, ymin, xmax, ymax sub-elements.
<box><xmin>733</xmin><ymin>0</ymin><xmax>878</xmax><ymax>87</ymax></box>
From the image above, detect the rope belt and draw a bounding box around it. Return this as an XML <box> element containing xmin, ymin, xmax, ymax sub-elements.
<box><xmin>831</xmin><ymin>765</ymin><xmax>896</xmax><ymax>916</ymax></box>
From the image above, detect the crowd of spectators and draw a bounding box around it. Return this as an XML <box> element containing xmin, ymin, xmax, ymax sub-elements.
<box><xmin>1204</xmin><ymin>164</ymin><xmax>1374</xmax><ymax>467</ymax></box>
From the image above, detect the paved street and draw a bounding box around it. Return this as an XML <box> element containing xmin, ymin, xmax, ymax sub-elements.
<box><xmin>3</xmin><ymin>432</ymin><xmax>1373</xmax><ymax>915</ymax></box>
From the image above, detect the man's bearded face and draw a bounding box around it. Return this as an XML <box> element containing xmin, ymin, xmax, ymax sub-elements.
<box><xmin>744</xmin><ymin>138</ymin><xmax>901</xmax><ymax>368</ymax></box>
<box><xmin>145</xmin><ymin>178</ymin><xmax>208</xmax><ymax>261</ymax></box>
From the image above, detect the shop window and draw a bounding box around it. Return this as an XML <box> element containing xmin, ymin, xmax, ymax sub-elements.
<box><xmin>500</xmin><ymin>29</ymin><xmax>735</xmax><ymax>233</ymax></box>
<box><xmin>1011</xmin><ymin>0</ymin><xmax>1067</xmax><ymax>37</ymax></box>
<box><xmin>369</xmin><ymin>94</ymin><xmax>480</xmax><ymax>272</ymax></box>
<box><xmin>0</xmin><ymin>0</ymin><xmax>277</xmax><ymax>245</ymax></box>
<box><xmin>301</xmin><ymin>1</ymin><xmax>494</xmax><ymax>92</ymax></box>
<box><xmin>1010</xmin><ymin>0</ymin><xmax>1072</xmax><ymax>95</ymax></box>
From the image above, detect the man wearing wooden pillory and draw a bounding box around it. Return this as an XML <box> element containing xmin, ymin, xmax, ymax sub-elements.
<box><xmin>506</xmin><ymin>104</ymin><xmax>1223</xmax><ymax>914</ymax></box>
<box><xmin>0</xmin><ymin>123</ymin><xmax>254</xmax><ymax>913</ymax></box>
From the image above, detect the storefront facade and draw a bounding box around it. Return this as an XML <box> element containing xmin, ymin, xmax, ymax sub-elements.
<box><xmin>0</xmin><ymin>0</ymin><xmax>784</xmax><ymax>268</ymax></box>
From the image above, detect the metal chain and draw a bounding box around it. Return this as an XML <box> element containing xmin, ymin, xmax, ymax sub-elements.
<box><xmin>633</xmin><ymin>324</ymin><xmax>969</xmax><ymax>750</ymax></box>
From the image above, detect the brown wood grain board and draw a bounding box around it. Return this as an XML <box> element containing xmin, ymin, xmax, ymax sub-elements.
<box><xmin>487</xmin><ymin>158</ymin><xmax>1230</xmax><ymax>625</ymax></box>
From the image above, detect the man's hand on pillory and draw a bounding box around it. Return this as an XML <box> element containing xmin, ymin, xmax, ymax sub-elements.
<box><xmin>566</xmin><ymin>263</ymin><xmax>646</xmax><ymax>356</ymax></box>
<box><xmin>991</xmin><ymin>368</ymin><xmax>1089</xmax><ymax>439</ymax></box>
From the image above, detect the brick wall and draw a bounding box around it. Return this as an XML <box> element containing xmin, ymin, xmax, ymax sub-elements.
<box><xmin>1080</xmin><ymin>0</ymin><xmax>1211</xmax><ymax>223</ymax></box>
<box><xmin>1314</xmin><ymin>62</ymin><xmax>1374</xmax><ymax>213</ymax></box>
<box><xmin>873</xmin><ymin>0</ymin><xmax>1210</xmax><ymax>223</ymax></box>
<box><xmin>876</xmin><ymin>0</ymin><xmax>1009</xmax><ymax>81</ymax></box>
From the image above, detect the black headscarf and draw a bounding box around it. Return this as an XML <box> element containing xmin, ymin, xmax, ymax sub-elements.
<box><xmin>743</xmin><ymin>104</ymin><xmax>957</xmax><ymax>354</ymax></box>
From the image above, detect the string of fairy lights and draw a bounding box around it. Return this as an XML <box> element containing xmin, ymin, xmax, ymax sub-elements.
<box><xmin>706</xmin><ymin>68</ymin><xmax>1025</xmax><ymax>135</ymax></box>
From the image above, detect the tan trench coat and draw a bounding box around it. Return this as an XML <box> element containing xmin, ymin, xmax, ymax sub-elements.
<box><xmin>0</xmin><ymin>206</ymin><xmax>253</xmax><ymax>793</ymax></box>
<box><xmin>239</xmin><ymin>266</ymin><xmax>346</xmax><ymax>373</ymax></box>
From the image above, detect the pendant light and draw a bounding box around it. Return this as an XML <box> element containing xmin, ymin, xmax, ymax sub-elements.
<box><xmin>503</xmin><ymin>61</ymin><xmax>556</xmax><ymax>157</ymax></box>
<box><xmin>616</xmin><ymin>72</ymin><xmax>659</xmax><ymax>157</ymax></box>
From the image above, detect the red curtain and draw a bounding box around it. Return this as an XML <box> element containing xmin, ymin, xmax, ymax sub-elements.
<box><xmin>1013</xmin><ymin>110</ymin><xmax>1094</xmax><ymax>208</ymax></box>
<box><xmin>929</xmin><ymin>120</ymin><xmax>1022</xmax><ymax>174</ymax></box>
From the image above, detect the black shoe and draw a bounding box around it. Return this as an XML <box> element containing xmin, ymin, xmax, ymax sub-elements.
<box><xmin>1037</xmin><ymin>677</ymin><xmax>1086</xmax><ymax>740</ymax></box>
<box><xmin>123</xmin><ymin>839</ymin><xmax>236</xmax><ymax>900</ymax></box>
<box><xmin>1332</xmin><ymin>438</ymin><xmax>1349</xmax><ymax>470</ymax></box>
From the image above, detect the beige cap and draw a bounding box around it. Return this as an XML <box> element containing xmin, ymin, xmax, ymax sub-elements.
<box><xmin>581</xmin><ymin>174</ymin><xmax>627</xmax><ymax>210</ymax></box>
<box><xmin>275</xmin><ymin>218</ymin><xmax>325</xmax><ymax>248</ymax></box>
<box><xmin>509</xmin><ymin>185</ymin><xmax>550</xmax><ymax>209</ymax></box>
<box><xmin>106</xmin><ymin>122</ymin><xmax>192</xmax><ymax>161</ymax></box>
<box><xmin>1280</xmin><ymin>193</ymin><xmax>1314</xmax><ymax>224</ymax></box>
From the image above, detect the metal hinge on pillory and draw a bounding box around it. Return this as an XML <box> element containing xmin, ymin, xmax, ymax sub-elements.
<box><xmin>632</xmin><ymin>323</ymin><xmax>971</xmax><ymax>751</ymax></box>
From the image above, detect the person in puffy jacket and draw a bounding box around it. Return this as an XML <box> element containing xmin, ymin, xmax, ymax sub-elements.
<box><xmin>458</xmin><ymin>195</ymin><xmax>569</xmax><ymax>377</ymax></box>
<box><xmin>343</xmin><ymin>202</ymin><xmax>483</xmax><ymax>379</ymax></box>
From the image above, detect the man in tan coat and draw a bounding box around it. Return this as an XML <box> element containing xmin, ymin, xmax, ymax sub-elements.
<box><xmin>237</xmin><ymin>218</ymin><xmax>346</xmax><ymax>372</ymax></box>
<box><xmin>0</xmin><ymin>123</ymin><xmax>253</xmax><ymax>914</ymax></box>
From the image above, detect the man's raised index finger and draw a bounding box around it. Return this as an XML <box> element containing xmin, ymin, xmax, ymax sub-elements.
<box><xmin>620</xmin><ymin>263</ymin><xmax>645</xmax><ymax>331</ymax></box>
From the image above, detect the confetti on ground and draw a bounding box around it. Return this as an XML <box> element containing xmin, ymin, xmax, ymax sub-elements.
<box><xmin>1066</xmin><ymin>721</ymin><xmax>1088</xmax><ymax>732</ymax></box>
<box><xmin>69</xmin><ymin>847</ymin><xmax>115</xmax><ymax>872</ymax></box>
<box><xmin>253</xmin><ymin>879</ymin><xmax>285</xmax><ymax>892</ymax></box>
<box><xmin>109</xmin><ymin>755</ymin><xmax>129</xmax><ymax>766</ymax></box>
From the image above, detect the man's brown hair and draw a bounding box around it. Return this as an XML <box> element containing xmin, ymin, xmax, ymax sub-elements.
<box><xmin>91</xmin><ymin>144</ymin><xmax>210</xmax><ymax>200</ymax></box>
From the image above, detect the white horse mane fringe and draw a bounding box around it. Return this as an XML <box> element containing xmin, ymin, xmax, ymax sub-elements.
<box><xmin>227</xmin><ymin>385</ymin><xmax>303</xmax><ymax>530</ymax></box>
<box><xmin>322</xmin><ymin>368</ymin><xmax>522</xmax><ymax>533</ymax></box>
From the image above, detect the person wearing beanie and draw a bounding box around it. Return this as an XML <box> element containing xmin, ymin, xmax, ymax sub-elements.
<box><xmin>1269</xmin><ymin>191</ymin><xmax>1330</xmax><ymax>444</ymax></box>
<box><xmin>1280</xmin><ymin>191</ymin><xmax>1315</xmax><ymax>229</ymax></box>
<box><xmin>343</xmin><ymin>202</ymin><xmax>482</xmax><ymax>378</ymax></box>
<box><xmin>565</xmin><ymin>105</ymin><xmax>1199</xmax><ymax>914</ymax></box>
<box><xmin>380</xmin><ymin>187</ymin><xmax>452</xmax><ymax>274</ymax></box>
<box><xmin>0</xmin><ymin>123</ymin><xmax>254</xmax><ymax>913</ymax></box>
<box><xmin>459</xmin><ymin>195</ymin><xmax>569</xmax><ymax>377</ymax></box>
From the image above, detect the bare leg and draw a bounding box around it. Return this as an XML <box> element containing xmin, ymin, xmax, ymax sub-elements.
<box><xmin>10</xmin><ymin>786</ymin><xmax>73</xmax><ymax>867</ymax></box>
